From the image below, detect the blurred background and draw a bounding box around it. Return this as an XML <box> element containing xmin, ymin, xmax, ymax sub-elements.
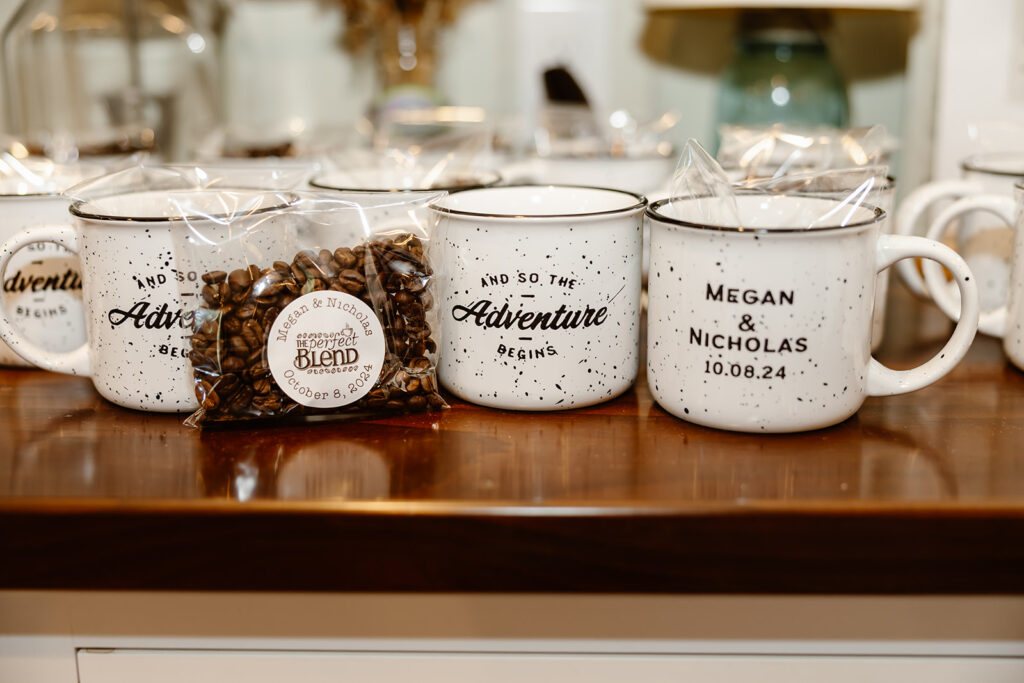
<box><xmin>0</xmin><ymin>0</ymin><xmax>1021</xmax><ymax>190</ymax></box>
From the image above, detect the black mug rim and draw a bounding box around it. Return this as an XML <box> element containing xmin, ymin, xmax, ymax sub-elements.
<box><xmin>70</xmin><ymin>189</ymin><xmax>301</xmax><ymax>223</ymax></box>
<box><xmin>961</xmin><ymin>152</ymin><xmax>1024</xmax><ymax>178</ymax></box>
<box><xmin>429</xmin><ymin>183</ymin><xmax>647</xmax><ymax>220</ymax></box>
<box><xmin>647</xmin><ymin>193</ymin><xmax>885</xmax><ymax>234</ymax></box>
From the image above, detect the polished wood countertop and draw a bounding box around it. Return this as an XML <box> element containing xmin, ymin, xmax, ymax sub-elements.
<box><xmin>2</xmin><ymin>287</ymin><xmax>1024</xmax><ymax>594</ymax></box>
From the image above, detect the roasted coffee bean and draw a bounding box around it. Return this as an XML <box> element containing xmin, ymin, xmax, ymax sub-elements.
<box><xmin>260</xmin><ymin>306</ymin><xmax>280</xmax><ymax>329</ymax></box>
<box><xmin>384</xmin><ymin>272</ymin><xmax>403</xmax><ymax>292</ymax></box>
<box><xmin>228</xmin><ymin>269</ymin><xmax>252</xmax><ymax>292</ymax></box>
<box><xmin>295</xmin><ymin>250</ymin><xmax>318</xmax><ymax>269</ymax></box>
<box><xmin>246</xmin><ymin>347</ymin><xmax>264</xmax><ymax>368</ymax></box>
<box><xmin>334</xmin><ymin>247</ymin><xmax>357</xmax><ymax>268</ymax></box>
<box><xmin>222</xmin><ymin>316</ymin><xmax>242</xmax><ymax>335</ymax></box>
<box><xmin>222</xmin><ymin>356</ymin><xmax>246</xmax><ymax>373</ymax></box>
<box><xmin>258</xmin><ymin>268</ymin><xmax>284</xmax><ymax>284</ymax></box>
<box><xmin>338</xmin><ymin>269</ymin><xmax>366</xmax><ymax>293</ymax></box>
<box><xmin>241</xmin><ymin>320</ymin><xmax>262</xmax><ymax>348</ymax></box>
<box><xmin>213</xmin><ymin>343</ymin><xmax>230</xmax><ymax>361</ymax></box>
<box><xmin>189</xmin><ymin>350</ymin><xmax>211</xmax><ymax>366</ymax></box>
<box><xmin>201</xmin><ymin>284</ymin><xmax>221</xmax><ymax>306</ymax></box>
<box><xmin>236</xmin><ymin>302</ymin><xmax>257</xmax><ymax>320</ymax></box>
<box><xmin>217</xmin><ymin>373</ymin><xmax>241</xmax><ymax>395</ymax></box>
<box><xmin>252</xmin><ymin>394</ymin><xmax>282</xmax><ymax>412</ymax></box>
<box><xmin>228</xmin><ymin>336</ymin><xmax>249</xmax><ymax>356</ymax></box>
<box><xmin>202</xmin><ymin>270</ymin><xmax>227</xmax><ymax>285</ymax></box>
<box><xmin>229</xmin><ymin>386</ymin><xmax>254</xmax><ymax>413</ymax></box>
<box><xmin>320</xmin><ymin>260</ymin><xmax>339</xmax><ymax>279</ymax></box>
<box><xmin>189</xmin><ymin>233</ymin><xmax>445</xmax><ymax>423</ymax></box>
<box><xmin>254</xmin><ymin>281</ymin><xmax>286</xmax><ymax>302</ymax></box>
<box><xmin>202</xmin><ymin>391</ymin><xmax>220</xmax><ymax>411</ymax></box>
<box><xmin>404</xmin><ymin>302</ymin><xmax>425</xmax><ymax>320</ymax></box>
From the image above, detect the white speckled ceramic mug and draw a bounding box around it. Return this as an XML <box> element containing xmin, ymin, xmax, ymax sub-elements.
<box><xmin>646</xmin><ymin>193</ymin><xmax>980</xmax><ymax>433</ymax></box>
<box><xmin>897</xmin><ymin>152</ymin><xmax>1024</xmax><ymax>312</ymax></box>
<box><xmin>736</xmin><ymin>172</ymin><xmax>895</xmax><ymax>352</ymax></box>
<box><xmin>0</xmin><ymin>189</ymin><xmax>293</xmax><ymax>412</ymax></box>
<box><xmin>432</xmin><ymin>185</ymin><xmax>646</xmax><ymax>410</ymax></box>
<box><xmin>0</xmin><ymin>161</ymin><xmax>104</xmax><ymax>366</ymax></box>
<box><xmin>923</xmin><ymin>182</ymin><xmax>1024</xmax><ymax>369</ymax></box>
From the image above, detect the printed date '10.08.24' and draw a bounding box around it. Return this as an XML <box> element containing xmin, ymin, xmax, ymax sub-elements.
<box><xmin>705</xmin><ymin>359</ymin><xmax>786</xmax><ymax>380</ymax></box>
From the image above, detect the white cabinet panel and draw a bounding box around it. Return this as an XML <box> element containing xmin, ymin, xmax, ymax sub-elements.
<box><xmin>77</xmin><ymin>650</ymin><xmax>1024</xmax><ymax>683</ymax></box>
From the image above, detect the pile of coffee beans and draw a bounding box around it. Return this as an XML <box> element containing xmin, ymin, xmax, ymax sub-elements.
<box><xmin>187</xmin><ymin>233</ymin><xmax>445</xmax><ymax>424</ymax></box>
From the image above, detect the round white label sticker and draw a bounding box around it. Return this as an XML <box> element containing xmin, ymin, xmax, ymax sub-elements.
<box><xmin>266</xmin><ymin>290</ymin><xmax>386</xmax><ymax>409</ymax></box>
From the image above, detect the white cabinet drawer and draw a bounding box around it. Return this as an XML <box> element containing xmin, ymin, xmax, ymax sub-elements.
<box><xmin>77</xmin><ymin>650</ymin><xmax>1024</xmax><ymax>683</ymax></box>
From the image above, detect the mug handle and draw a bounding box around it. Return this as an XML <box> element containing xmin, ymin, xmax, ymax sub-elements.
<box><xmin>866</xmin><ymin>234</ymin><xmax>979</xmax><ymax>396</ymax></box>
<box><xmin>0</xmin><ymin>224</ymin><xmax>91</xmax><ymax>376</ymax></box>
<box><xmin>921</xmin><ymin>194</ymin><xmax>1016</xmax><ymax>338</ymax></box>
<box><xmin>894</xmin><ymin>179</ymin><xmax>985</xmax><ymax>298</ymax></box>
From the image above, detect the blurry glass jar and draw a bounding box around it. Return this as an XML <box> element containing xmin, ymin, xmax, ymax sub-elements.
<box><xmin>2</xmin><ymin>0</ymin><xmax>221</xmax><ymax>162</ymax></box>
<box><xmin>715</xmin><ymin>10</ymin><xmax>848</xmax><ymax>140</ymax></box>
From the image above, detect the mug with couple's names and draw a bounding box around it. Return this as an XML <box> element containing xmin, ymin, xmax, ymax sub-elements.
<box><xmin>646</xmin><ymin>192</ymin><xmax>980</xmax><ymax>434</ymax></box>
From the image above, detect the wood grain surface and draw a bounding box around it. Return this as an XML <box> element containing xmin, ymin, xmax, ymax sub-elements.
<box><xmin>2</xmin><ymin>287</ymin><xmax>1023</xmax><ymax>593</ymax></box>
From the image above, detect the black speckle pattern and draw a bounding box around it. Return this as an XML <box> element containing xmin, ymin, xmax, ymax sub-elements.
<box><xmin>78</xmin><ymin>226</ymin><xmax>198</xmax><ymax>413</ymax></box>
<box><xmin>437</xmin><ymin>213</ymin><xmax>643</xmax><ymax>411</ymax></box>
<box><xmin>1003</xmin><ymin>221</ymin><xmax>1024</xmax><ymax>367</ymax></box>
<box><xmin>646</xmin><ymin>218</ymin><xmax>880</xmax><ymax>433</ymax></box>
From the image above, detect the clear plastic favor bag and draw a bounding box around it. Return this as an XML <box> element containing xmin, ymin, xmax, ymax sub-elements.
<box><xmin>68</xmin><ymin>164</ymin><xmax>449</xmax><ymax>426</ymax></box>
<box><xmin>177</xmin><ymin>189</ymin><xmax>447</xmax><ymax>426</ymax></box>
<box><xmin>716</xmin><ymin>124</ymin><xmax>889</xmax><ymax>181</ymax></box>
<box><xmin>671</xmin><ymin>138</ymin><xmax>889</xmax><ymax>229</ymax></box>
